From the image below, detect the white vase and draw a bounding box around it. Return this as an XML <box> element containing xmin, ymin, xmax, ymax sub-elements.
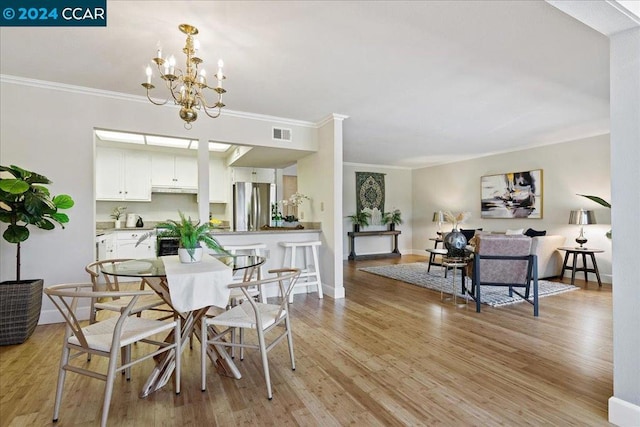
<box><xmin>178</xmin><ymin>247</ymin><xmax>203</xmax><ymax>263</ymax></box>
<box><xmin>114</xmin><ymin>220</ymin><xmax>121</xmax><ymax>229</ymax></box>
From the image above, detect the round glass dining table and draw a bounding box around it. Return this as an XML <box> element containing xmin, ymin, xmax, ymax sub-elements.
<box><xmin>100</xmin><ymin>253</ymin><xmax>266</xmax><ymax>397</ymax></box>
<box><xmin>100</xmin><ymin>254</ymin><xmax>265</xmax><ymax>277</ymax></box>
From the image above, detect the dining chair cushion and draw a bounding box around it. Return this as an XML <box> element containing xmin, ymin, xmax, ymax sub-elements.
<box><xmin>94</xmin><ymin>294</ymin><xmax>166</xmax><ymax>313</ymax></box>
<box><xmin>68</xmin><ymin>316</ymin><xmax>178</xmax><ymax>353</ymax></box>
<box><xmin>209</xmin><ymin>302</ymin><xmax>286</xmax><ymax>330</ymax></box>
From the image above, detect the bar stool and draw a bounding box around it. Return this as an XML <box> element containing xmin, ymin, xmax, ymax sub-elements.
<box><xmin>279</xmin><ymin>240</ymin><xmax>323</xmax><ymax>302</ymax></box>
<box><xmin>223</xmin><ymin>243</ymin><xmax>267</xmax><ymax>304</ymax></box>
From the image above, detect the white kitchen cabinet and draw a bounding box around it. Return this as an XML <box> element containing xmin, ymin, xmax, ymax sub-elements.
<box><xmin>209</xmin><ymin>157</ymin><xmax>229</xmax><ymax>203</ymax></box>
<box><xmin>151</xmin><ymin>152</ymin><xmax>198</xmax><ymax>189</ymax></box>
<box><xmin>231</xmin><ymin>167</ymin><xmax>275</xmax><ymax>184</ymax></box>
<box><xmin>114</xmin><ymin>231</ymin><xmax>156</xmax><ymax>259</ymax></box>
<box><xmin>96</xmin><ymin>147</ymin><xmax>151</xmax><ymax>201</ymax></box>
<box><xmin>96</xmin><ymin>233</ymin><xmax>116</xmax><ymax>261</ymax></box>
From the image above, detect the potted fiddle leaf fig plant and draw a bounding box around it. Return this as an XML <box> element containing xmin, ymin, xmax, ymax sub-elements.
<box><xmin>0</xmin><ymin>165</ymin><xmax>75</xmax><ymax>345</ymax></box>
<box><xmin>137</xmin><ymin>211</ymin><xmax>228</xmax><ymax>263</ymax></box>
<box><xmin>382</xmin><ymin>208</ymin><xmax>403</xmax><ymax>231</ymax></box>
<box><xmin>346</xmin><ymin>210</ymin><xmax>372</xmax><ymax>233</ymax></box>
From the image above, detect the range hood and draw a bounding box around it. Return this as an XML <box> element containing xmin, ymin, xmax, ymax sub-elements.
<box><xmin>151</xmin><ymin>187</ymin><xmax>198</xmax><ymax>194</ymax></box>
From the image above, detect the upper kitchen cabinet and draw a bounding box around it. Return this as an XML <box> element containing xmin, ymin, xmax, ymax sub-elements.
<box><xmin>231</xmin><ymin>167</ymin><xmax>275</xmax><ymax>184</ymax></box>
<box><xmin>151</xmin><ymin>152</ymin><xmax>198</xmax><ymax>189</ymax></box>
<box><xmin>209</xmin><ymin>158</ymin><xmax>229</xmax><ymax>203</ymax></box>
<box><xmin>96</xmin><ymin>146</ymin><xmax>151</xmax><ymax>201</ymax></box>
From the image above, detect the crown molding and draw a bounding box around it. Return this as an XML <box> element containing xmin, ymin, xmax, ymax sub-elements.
<box><xmin>316</xmin><ymin>113</ymin><xmax>350</xmax><ymax>127</ymax></box>
<box><xmin>0</xmin><ymin>74</ymin><xmax>318</xmax><ymax>128</ymax></box>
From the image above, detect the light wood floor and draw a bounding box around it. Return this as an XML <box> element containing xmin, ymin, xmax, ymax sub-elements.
<box><xmin>0</xmin><ymin>255</ymin><xmax>613</xmax><ymax>426</ymax></box>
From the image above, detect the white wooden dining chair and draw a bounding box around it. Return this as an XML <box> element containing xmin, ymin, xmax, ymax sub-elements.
<box><xmin>85</xmin><ymin>259</ymin><xmax>169</xmax><ymax>323</ymax></box>
<box><xmin>200</xmin><ymin>268</ymin><xmax>301</xmax><ymax>400</ymax></box>
<box><xmin>45</xmin><ymin>283</ymin><xmax>181</xmax><ymax>427</ymax></box>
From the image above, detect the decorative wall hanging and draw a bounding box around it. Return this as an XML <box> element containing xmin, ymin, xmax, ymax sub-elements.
<box><xmin>356</xmin><ymin>172</ymin><xmax>385</xmax><ymax>223</ymax></box>
<box><xmin>481</xmin><ymin>169</ymin><xmax>543</xmax><ymax>219</ymax></box>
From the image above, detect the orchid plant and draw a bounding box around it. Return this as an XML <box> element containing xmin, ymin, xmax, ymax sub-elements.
<box><xmin>280</xmin><ymin>192</ymin><xmax>310</xmax><ymax>221</ymax></box>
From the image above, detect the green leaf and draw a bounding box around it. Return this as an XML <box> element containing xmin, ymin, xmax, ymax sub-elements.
<box><xmin>0</xmin><ymin>179</ymin><xmax>29</xmax><ymax>194</ymax></box>
<box><xmin>577</xmin><ymin>194</ymin><xmax>611</xmax><ymax>208</ymax></box>
<box><xmin>53</xmin><ymin>194</ymin><xmax>74</xmax><ymax>209</ymax></box>
<box><xmin>3</xmin><ymin>225</ymin><xmax>29</xmax><ymax>243</ymax></box>
<box><xmin>36</xmin><ymin>218</ymin><xmax>55</xmax><ymax>230</ymax></box>
<box><xmin>51</xmin><ymin>212</ymin><xmax>70</xmax><ymax>224</ymax></box>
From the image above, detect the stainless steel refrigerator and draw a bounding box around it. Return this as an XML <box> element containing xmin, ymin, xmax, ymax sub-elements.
<box><xmin>233</xmin><ymin>182</ymin><xmax>276</xmax><ymax>231</ymax></box>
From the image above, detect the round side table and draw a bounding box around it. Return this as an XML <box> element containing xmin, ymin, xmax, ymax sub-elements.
<box><xmin>557</xmin><ymin>247</ymin><xmax>604</xmax><ymax>287</ymax></box>
<box><xmin>441</xmin><ymin>259</ymin><xmax>469</xmax><ymax>306</ymax></box>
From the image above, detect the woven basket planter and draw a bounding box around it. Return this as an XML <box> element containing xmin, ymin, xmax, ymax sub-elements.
<box><xmin>0</xmin><ymin>279</ymin><xmax>43</xmax><ymax>346</ymax></box>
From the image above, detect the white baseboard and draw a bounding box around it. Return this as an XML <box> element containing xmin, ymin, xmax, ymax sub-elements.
<box><xmin>609</xmin><ymin>396</ymin><xmax>640</xmax><ymax>426</ymax></box>
<box><xmin>38</xmin><ymin>307</ymin><xmax>90</xmax><ymax>325</ymax></box>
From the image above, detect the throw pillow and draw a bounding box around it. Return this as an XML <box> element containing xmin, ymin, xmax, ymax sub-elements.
<box><xmin>468</xmin><ymin>230</ymin><xmax>489</xmax><ymax>247</ymax></box>
<box><xmin>505</xmin><ymin>228</ymin><xmax>524</xmax><ymax>235</ymax></box>
<box><xmin>460</xmin><ymin>228</ymin><xmax>482</xmax><ymax>243</ymax></box>
<box><xmin>524</xmin><ymin>228</ymin><xmax>547</xmax><ymax>237</ymax></box>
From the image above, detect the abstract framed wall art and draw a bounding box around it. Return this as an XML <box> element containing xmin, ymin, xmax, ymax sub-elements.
<box><xmin>481</xmin><ymin>169</ymin><xmax>543</xmax><ymax>219</ymax></box>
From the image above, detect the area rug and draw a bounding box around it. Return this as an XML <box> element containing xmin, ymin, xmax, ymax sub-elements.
<box><xmin>359</xmin><ymin>262</ymin><xmax>578</xmax><ymax>307</ymax></box>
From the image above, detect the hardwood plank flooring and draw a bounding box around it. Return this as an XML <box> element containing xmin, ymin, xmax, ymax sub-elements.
<box><xmin>0</xmin><ymin>255</ymin><xmax>613</xmax><ymax>426</ymax></box>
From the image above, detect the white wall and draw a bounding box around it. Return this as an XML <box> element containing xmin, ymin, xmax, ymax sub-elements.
<box><xmin>0</xmin><ymin>79</ymin><xmax>334</xmax><ymax>323</ymax></box>
<box><xmin>411</xmin><ymin>134</ymin><xmax>612</xmax><ymax>282</ymax></box>
<box><xmin>610</xmin><ymin>25</ymin><xmax>640</xmax><ymax>424</ymax></box>
<box><xmin>298</xmin><ymin>114</ymin><xmax>346</xmax><ymax>299</ymax></box>
<box><xmin>342</xmin><ymin>164</ymin><xmax>413</xmax><ymax>259</ymax></box>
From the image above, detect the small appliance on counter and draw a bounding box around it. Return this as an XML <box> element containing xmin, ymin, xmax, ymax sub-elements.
<box><xmin>125</xmin><ymin>213</ymin><xmax>138</xmax><ymax>228</ymax></box>
<box><xmin>136</xmin><ymin>216</ymin><xmax>144</xmax><ymax>227</ymax></box>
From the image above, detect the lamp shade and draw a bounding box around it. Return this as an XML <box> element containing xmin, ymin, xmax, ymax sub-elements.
<box><xmin>569</xmin><ymin>209</ymin><xmax>596</xmax><ymax>225</ymax></box>
<box><xmin>432</xmin><ymin>211</ymin><xmax>444</xmax><ymax>222</ymax></box>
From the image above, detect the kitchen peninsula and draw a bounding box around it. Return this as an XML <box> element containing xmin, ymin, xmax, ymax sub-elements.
<box><xmin>96</xmin><ymin>223</ymin><xmax>323</xmax><ymax>300</ymax></box>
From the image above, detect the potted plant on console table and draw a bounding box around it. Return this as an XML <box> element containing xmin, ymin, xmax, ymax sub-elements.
<box><xmin>0</xmin><ymin>164</ymin><xmax>75</xmax><ymax>345</ymax></box>
<box><xmin>346</xmin><ymin>210</ymin><xmax>372</xmax><ymax>233</ymax></box>
<box><xmin>137</xmin><ymin>211</ymin><xmax>228</xmax><ymax>263</ymax></box>
<box><xmin>382</xmin><ymin>208</ymin><xmax>403</xmax><ymax>231</ymax></box>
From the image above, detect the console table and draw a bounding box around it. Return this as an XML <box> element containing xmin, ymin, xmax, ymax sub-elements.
<box><xmin>347</xmin><ymin>230</ymin><xmax>401</xmax><ymax>260</ymax></box>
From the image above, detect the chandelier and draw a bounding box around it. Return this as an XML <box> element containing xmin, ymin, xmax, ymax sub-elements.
<box><xmin>142</xmin><ymin>24</ymin><xmax>226</xmax><ymax>129</ymax></box>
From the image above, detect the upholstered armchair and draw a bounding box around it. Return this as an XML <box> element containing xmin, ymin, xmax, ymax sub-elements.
<box><xmin>470</xmin><ymin>234</ymin><xmax>539</xmax><ymax>316</ymax></box>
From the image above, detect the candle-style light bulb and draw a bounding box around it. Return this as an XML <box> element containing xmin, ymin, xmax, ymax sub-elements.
<box><xmin>199</xmin><ymin>69</ymin><xmax>207</xmax><ymax>84</ymax></box>
<box><xmin>216</xmin><ymin>59</ymin><xmax>224</xmax><ymax>87</ymax></box>
<box><xmin>168</xmin><ymin>55</ymin><xmax>176</xmax><ymax>75</ymax></box>
<box><xmin>145</xmin><ymin>65</ymin><xmax>153</xmax><ymax>84</ymax></box>
<box><xmin>156</xmin><ymin>47</ymin><xmax>162</xmax><ymax>59</ymax></box>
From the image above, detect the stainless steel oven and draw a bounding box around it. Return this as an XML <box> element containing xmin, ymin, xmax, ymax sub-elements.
<box><xmin>157</xmin><ymin>237</ymin><xmax>179</xmax><ymax>256</ymax></box>
<box><xmin>155</xmin><ymin>227</ymin><xmax>179</xmax><ymax>256</ymax></box>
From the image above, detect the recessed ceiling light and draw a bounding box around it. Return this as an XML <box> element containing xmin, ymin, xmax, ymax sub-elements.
<box><xmin>209</xmin><ymin>142</ymin><xmax>231</xmax><ymax>152</ymax></box>
<box><xmin>146</xmin><ymin>135</ymin><xmax>191</xmax><ymax>148</ymax></box>
<box><xmin>95</xmin><ymin>130</ymin><xmax>144</xmax><ymax>144</ymax></box>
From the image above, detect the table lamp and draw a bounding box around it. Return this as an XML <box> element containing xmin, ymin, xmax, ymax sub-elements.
<box><xmin>569</xmin><ymin>209</ymin><xmax>596</xmax><ymax>248</ymax></box>
<box><xmin>433</xmin><ymin>211</ymin><xmax>444</xmax><ymax>237</ymax></box>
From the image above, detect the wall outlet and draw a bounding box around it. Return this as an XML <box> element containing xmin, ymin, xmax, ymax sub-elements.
<box><xmin>320</xmin><ymin>201</ymin><xmax>324</xmax><ymax>211</ymax></box>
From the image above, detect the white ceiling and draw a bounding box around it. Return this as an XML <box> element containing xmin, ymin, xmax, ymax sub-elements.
<box><xmin>0</xmin><ymin>1</ymin><xmax>610</xmax><ymax>168</ymax></box>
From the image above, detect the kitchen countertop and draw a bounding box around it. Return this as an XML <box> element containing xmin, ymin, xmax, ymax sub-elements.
<box><xmin>97</xmin><ymin>226</ymin><xmax>320</xmax><ymax>237</ymax></box>
<box><xmin>209</xmin><ymin>228</ymin><xmax>321</xmax><ymax>236</ymax></box>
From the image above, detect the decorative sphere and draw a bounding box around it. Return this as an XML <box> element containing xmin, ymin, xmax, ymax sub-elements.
<box><xmin>180</xmin><ymin>107</ymin><xmax>197</xmax><ymax>123</ymax></box>
<box><xmin>444</xmin><ymin>229</ymin><xmax>467</xmax><ymax>258</ymax></box>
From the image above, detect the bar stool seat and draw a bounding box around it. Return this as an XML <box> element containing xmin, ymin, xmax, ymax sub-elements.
<box><xmin>279</xmin><ymin>240</ymin><xmax>323</xmax><ymax>302</ymax></box>
<box><xmin>223</xmin><ymin>243</ymin><xmax>267</xmax><ymax>304</ymax></box>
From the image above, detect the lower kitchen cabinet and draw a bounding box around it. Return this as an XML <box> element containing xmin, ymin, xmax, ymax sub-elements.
<box><xmin>108</xmin><ymin>231</ymin><xmax>156</xmax><ymax>259</ymax></box>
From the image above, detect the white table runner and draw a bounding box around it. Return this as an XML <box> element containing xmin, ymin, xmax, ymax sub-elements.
<box><xmin>161</xmin><ymin>255</ymin><xmax>233</xmax><ymax>312</ymax></box>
